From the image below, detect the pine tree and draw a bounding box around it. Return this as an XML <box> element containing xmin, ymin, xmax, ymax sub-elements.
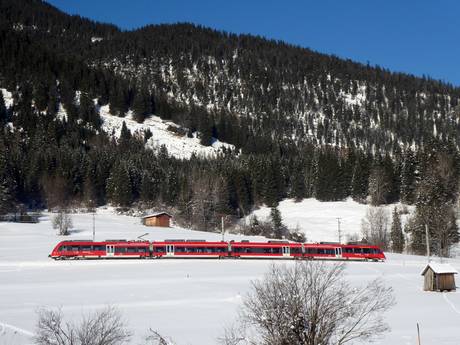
<box><xmin>400</xmin><ymin>149</ymin><xmax>417</xmax><ymax>204</ymax></box>
<box><xmin>270</xmin><ymin>206</ymin><xmax>286</xmax><ymax>239</ymax></box>
<box><xmin>351</xmin><ymin>154</ymin><xmax>370</xmax><ymax>203</ymax></box>
<box><xmin>106</xmin><ymin>162</ymin><xmax>133</xmax><ymax>207</ymax></box>
<box><xmin>390</xmin><ymin>207</ymin><xmax>404</xmax><ymax>253</ymax></box>
<box><xmin>291</xmin><ymin>160</ymin><xmax>306</xmax><ymax>202</ymax></box>
<box><xmin>132</xmin><ymin>88</ymin><xmax>152</xmax><ymax>123</ymax></box>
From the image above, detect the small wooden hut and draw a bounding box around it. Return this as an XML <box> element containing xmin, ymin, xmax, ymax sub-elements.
<box><xmin>421</xmin><ymin>263</ymin><xmax>458</xmax><ymax>292</ymax></box>
<box><xmin>142</xmin><ymin>212</ymin><xmax>172</xmax><ymax>227</ymax></box>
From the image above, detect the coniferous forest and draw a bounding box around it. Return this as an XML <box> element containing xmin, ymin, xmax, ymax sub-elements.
<box><xmin>1</xmin><ymin>0</ymin><xmax>460</xmax><ymax>255</ymax></box>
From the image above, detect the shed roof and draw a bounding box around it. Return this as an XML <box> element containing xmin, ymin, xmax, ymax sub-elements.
<box><xmin>142</xmin><ymin>212</ymin><xmax>172</xmax><ymax>219</ymax></box>
<box><xmin>421</xmin><ymin>263</ymin><xmax>458</xmax><ymax>276</ymax></box>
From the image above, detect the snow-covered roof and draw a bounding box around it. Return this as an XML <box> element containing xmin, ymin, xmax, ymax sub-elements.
<box><xmin>421</xmin><ymin>263</ymin><xmax>458</xmax><ymax>275</ymax></box>
<box><xmin>142</xmin><ymin>212</ymin><xmax>172</xmax><ymax>219</ymax></box>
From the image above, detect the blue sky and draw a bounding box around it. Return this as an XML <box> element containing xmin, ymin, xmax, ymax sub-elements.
<box><xmin>47</xmin><ymin>0</ymin><xmax>460</xmax><ymax>86</ymax></box>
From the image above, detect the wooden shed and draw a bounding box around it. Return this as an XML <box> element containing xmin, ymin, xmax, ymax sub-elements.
<box><xmin>142</xmin><ymin>212</ymin><xmax>172</xmax><ymax>227</ymax></box>
<box><xmin>421</xmin><ymin>263</ymin><xmax>458</xmax><ymax>292</ymax></box>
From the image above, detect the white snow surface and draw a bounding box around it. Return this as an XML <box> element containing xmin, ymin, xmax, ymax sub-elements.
<box><xmin>1</xmin><ymin>203</ymin><xmax>460</xmax><ymax>345</ymax></box>
<box><xmin>249</xmin><ymin>198</ymin><xmax>412</xmax><ymax>243</ymax></box>
<box><xmin>0</xmin><ymin>89</ymin><xmax>13</xmax><ymax>108</ymax></box>
<box><xmin>99</xmin><ymin>105</ymin><xmax>234</xmax><ymax>159</ymax></box>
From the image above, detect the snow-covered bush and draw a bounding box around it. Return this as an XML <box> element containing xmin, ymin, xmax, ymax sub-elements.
<box><xmin>35</xmin><ymin>306</ymin><xmax>131</xmax><ymax>345</ymax></box>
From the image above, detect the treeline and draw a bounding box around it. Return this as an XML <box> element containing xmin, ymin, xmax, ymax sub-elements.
<box><xmin>0</xmin><ymin>0</ymin><xmax>459</xmax><ymax>254</ymax></box>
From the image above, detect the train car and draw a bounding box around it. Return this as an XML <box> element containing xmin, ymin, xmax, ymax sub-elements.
<box><xmin>229</xmin><ymin>241</ymin><xmax>302</xmax><ymax>259</ymax></box>
<box><xmin>151</xmin><ymin>240</ymin><xmax>229</xmax><ymax>258</ymax></box>
<box><xmin>302</xmin><ymin>243</ymin><xmax>343</xmax><ymax>260</ymax></box>
<box><xmin>49</xmin><ymin>240</ymin><xmax>150</xmax><ymax>259</ymax></box>
<box><xmin>341</xmin><ymin>244</ymin><xmax>385</xmax><ymax>261</ymax></box>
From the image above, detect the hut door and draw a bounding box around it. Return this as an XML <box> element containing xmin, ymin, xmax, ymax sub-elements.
<box><xmin>166</xmin><ymin>245</ymin><xmax>175</xmax><ymax>257</ymax></box>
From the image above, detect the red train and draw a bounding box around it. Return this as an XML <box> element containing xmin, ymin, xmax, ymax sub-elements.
<box><xmin>49</xmin><ymin>239</ymin><xmax>385</xmax><ymax>261</ymax></box>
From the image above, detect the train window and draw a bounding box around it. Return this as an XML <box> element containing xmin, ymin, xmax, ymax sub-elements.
<box><xmin>291</xmin><ymin>248</ymin><xmax>302</xmax><ymax>254</ymax></box>
<box><xmin>93</xmin><ymin>245</ymin><xmax>105</xmax><ymax>251</ymax></box>
<box><xmin>137</xmin><ymin>247</ymin><xmax>146</xmax><ymax>253</ymax></box>
<box><xmin>71</xmin><ymin>246</ymin><xmax>79</xmax><ymax>251</ymax></box>
<box><xmin>317</xmin><ymin>248</ymin><xmax>334</xmax><ymax>255</ymax></box>
<box><xmin>127</xmin><ymin>248</ymin><xmax>137</xmax><ymax>253</ymax></box>
<box><xmin>58</xmin><ymin>245</ymin><xmax>67</xmax><ymax>251</ymax></box>
<box><xmin>353</xmin><ymin>248</ymin><xmax>362</xmax><ymax>254</ymax></box>
<box><xmin>344</xmin><ymin>247</ymin><xmax>353</xmax><ymax>253</ymax></box>
<box><xmin>115</xmin><ymin>247</ymin><xmax>127</xmax><ymax>253</ymax></box>
<box><xmin>81</xmin><ymin>246</ymin><xmax>91</xmax><ymax>251</ymax></box>
<box><xmin>154</xmin><ymin>246</ymin><xmax>165</xmax><ymax>253</ymax></box>
<box><xmin>362</xmin><ymin>248</ymin><xmax>371</xmax><ymax>254</ymax></box>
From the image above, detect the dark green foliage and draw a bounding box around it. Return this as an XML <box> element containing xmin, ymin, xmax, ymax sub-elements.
<box><xmin>390</xmin><ymin>207</ymin><xmax>404</xmax><ymax>253</ymax></box>
<box><xmin>132</xmin><ymin>87</ymin><xmax>153</xmax><ymax>123</ymax></box>
<box><xmin>400</xmin><ymin>149</ymin><xmax>417</xmax><ymax>204</ymax></box>
<box><xmin>407</xmin><ymin>145</ymin><xmax>460</xmax><ymax>256</ymax></box>
<box><xmin>270</xmin><ymin>206</ymin><xmax>287</xmax><ymax>239</ymax></box>
<box><xmin>106</xmin><ymin>161</ymin><xmax>133</xmax><ymax>207</ymax></box>
<box><xmin>351</xmin><ymin>154</ymin><xmax>370</xmax><ymax>202</ymax></box>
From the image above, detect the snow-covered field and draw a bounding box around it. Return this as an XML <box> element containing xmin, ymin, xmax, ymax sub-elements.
<box><xmin>1</xmin><ymin>202</ymin><xmax>460</xmax><ymax>345</ymax></box>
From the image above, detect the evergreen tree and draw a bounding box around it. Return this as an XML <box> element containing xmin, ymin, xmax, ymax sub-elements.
<box><xmin>270</xmin><ymin>206</ymin><xmax>286</xmax><ymax>239</ymax></box>
<box><xmin>350</xmin><ymin>155</ymin><xmax>369</xmax><ymax>203</ymax></box>
<box><xmin>390</xmin><ymin>207</ymin><xmax>404</xmax><ymax>253</ymax></box>
<box><xmin>132</xmin><ymin>88</ymin><xmax>152</xmax><ymax>123</ymax></box>
<box><xmin>400</xmin><ymin>149</ymin><xmax>417</xmax><ymax>204</ymax></box>
<box><xmin>291</xmin><ymin>160</ymin><xmax>306</xmax><ymax>202</ymax></box>
<box><xmin>106</xmin><ymin>162</ymin><xmax>133</xmax><ymax>207</ymax></box>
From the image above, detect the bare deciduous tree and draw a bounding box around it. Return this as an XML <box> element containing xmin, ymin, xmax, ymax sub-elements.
<box><xmin>52</xmin><ymin>210</ymin><xmax>73</xmax><ymax>236</ymax></box>
<box><xmin>361</xmin><ymin>207</ymin><xmax>389</xmax><ymax>250</ymax></box>
<box><xmin>34</xmin><ymin>306</ymin><xmax>131</xmax><ymax>345</ymax></box>
<box><xmin>230</xmin><ymin>262</ymin><xmax>394</xmax><ymax>345</ymax></box>
<box><xmin>145</xmin><ymin>328</ymin><xmax>172</xmax><ymax>345</ymax></box>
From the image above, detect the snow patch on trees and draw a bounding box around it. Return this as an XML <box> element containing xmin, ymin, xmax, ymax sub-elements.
<box><xmin>98</xmin><ymin>105</ymin><xmax>234</xmax><ymax>159</ymax></box>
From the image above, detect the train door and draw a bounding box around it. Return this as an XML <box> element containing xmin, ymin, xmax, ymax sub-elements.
<box><xmin>282</xmin><ymin>246</ymin><xmax>290</xmax><ymax>257</ymax></box>
<box><xmin>166</xmin><ymin>245</ymin><xmax>175</xmax><ymax>257</ymax></box>
<box><xmin>106</xmin><ymin>245</ymin><xmax>115</xmax><ymax>257</ymax></box>
<box><xmin>335</xmin><ymin>247</ymin><xmax>342</xmax><ymax>259</ymax></box>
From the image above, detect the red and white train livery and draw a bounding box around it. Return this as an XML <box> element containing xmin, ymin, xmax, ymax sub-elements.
<box><xmin>49</xmin><ymin>239</ymin><xmax>385</xmax><ymax>261</ymax></box>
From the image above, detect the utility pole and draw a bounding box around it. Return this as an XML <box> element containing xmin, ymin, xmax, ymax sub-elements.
<box><xmin>221</xmin><ymin>216</ymin><xmax>225</xmax><ymax>242</ymax></box>
<box><xmin>417</xmin><ymin>322</ymin><xmax>421</xmax><ymax>345</ymax></box>
<box><xmin>336</xmin><ymin>217</ymin><xmax>342</xmax><ymax>243</ymax></box>
<box><xmin>92</xmin><ymin>211</ymin><xmax>96</xmax><ymax>241</ymax></box>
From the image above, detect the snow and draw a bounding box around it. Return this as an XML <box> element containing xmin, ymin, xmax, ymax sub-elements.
<box><xmin>99</xmin><ymin>105</ymin><xmax>234</xmax><ymax>159</ymax></box>
<box><xmin>248</xmin><ymin>198</ymin><xmax>412</xmax><ymax>243</ymax></box>
<box><xmin>422</xmin><ymin>263</ymin><xmax>458</xmax><ymax>275</ymax></box>
<box><xmin>1</xmin><ymin>203</ymin><xmax>460</xmax><ymax>345</ymax></box>
<box><xmin>0</xmin><ymin>89</ymin><xmax>13</xmax><ymax>108</ymax></box>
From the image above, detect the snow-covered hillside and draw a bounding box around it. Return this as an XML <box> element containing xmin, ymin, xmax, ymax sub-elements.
<box><xmin>1</xmin><ymin>204</ymin><xmax>460</xmax><ymax>345</ymax></box>
<box><xmin>249</xmin><ymin>198</ymin><xmax>413</xmax><ymax>243</ymax></box>
<box><xmin>0</xmin><ymin>87</ymin><xmax>235</xmax><ymax>160</ymax></box>
<box><xmin>99</xmin><ymin>105</ymin><xmax>234</xmax><ymax>159</ymax></box>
